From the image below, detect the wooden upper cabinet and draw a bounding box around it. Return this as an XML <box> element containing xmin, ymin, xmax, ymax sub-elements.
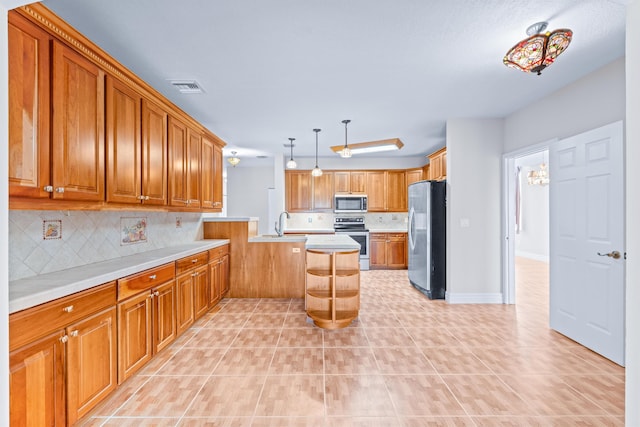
<box><xmin>286</xmin><ymin>171</ymin><xmax>312</xmax><ymax>212</ymax></box>
<box><xmin>406</xmin><ymin>168</ymin><xmax>423</xmax><ymax>186</ymax></box>
<box><xmin>51</xmin><ymin>41</ymin><xmax>105</xmax><ymax>201</ymax></box>
<box><xmin>106</xmin><ymin>76</ymin><xmax>141</xmax><ymax>204</ymax></box>
<box><xmin>386</xmin><ymin>170</ymin><xmax>407</xmax><ymax>211</ymax></box>
<box><xmin>212</xmin><ymin>143</ymin><xmax>223</xmax><ymax>209</ymax></box>
<box><xmin>366</xmin><ymin>171</ymin><xmax>387</xmax><ymax>211</ymax></box>
<box><xmin>168</xmin><ymin>117</ymin><xmax>189</xmax><ymax>207</ymax></box>
<box><xmin>428</xmin><ymin>147</ymin><xmax>447</xmax><ymax>181</ymax></box>
<box><xmin>350</xmin><ymin>171</ymin><xmax>366</xmax><ymax>193</ymax></box>
<box><xmin>187</xmin><ymin>129</ymin><xmax>202</xmax><ymax>208</ymax></box>
<box><xmin>201</xmin><ymin>135</ymin><xmax>216</xmax><ymax>209</ymax></box>
<box><xmin>334</xmin><ymin>171</ymin><xmax>350</xmax><ymax>193</ymax></box>
<box><xmin>141</xmin><ymin>99</ymin><xmax>168</xmax><ymax>205</ymax></box>
<box><xmin>8</xmin><ymin>12</ymin><xmax>51</xmax><ymax>199</ymax></box>
<box><xmin>312</xmin><ymin>172</ymin><xmax>334</xmax><ymax>211</ymax></box>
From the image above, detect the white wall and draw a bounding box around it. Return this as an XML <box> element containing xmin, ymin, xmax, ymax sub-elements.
<box><xmin>504</xmin><ymin>58</ymin><xmax>625</xmax><ymax>152</ymax></box>
<box><xmin>626</xmin><ymin>1</ymin><xmax>640</xmax><ymax>424</ymax></box>
<box><xmin>0</xmin><ymin>4</ymin><xmax>9</xmax><ymax>425</ymax></box>
<box><xmin>514</xmin><ymin>151</ymin><xmax>549</xmax><ymax>261</ymax></box>
<box><xmin>226</xmin><ymin>165</ymin><xmax>275</xmax><ymax>235</ymax></box>
<box><xmin>446</xmin><ymin>119</ymin><xmax>503</xmax><ymax>303</ymax></box>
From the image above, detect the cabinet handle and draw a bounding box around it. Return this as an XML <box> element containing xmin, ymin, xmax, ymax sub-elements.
<box><xmin>192</xmin><ymin>272</ymin><xmax>198</xmax><ymax>277</ymax></box>
<box><xmin>43</xmin><ymin>185</ymin><xmax>54</xmax><ymax>193</ymax></box>
<box><xmin>69</xmin><ymin>330</ymin><xmax>78</xmax><ymax>338</ymax></box>
<box><xmin>191</xmin><ymin>259</ymin><xmax>198</xmax><ymax>263</ymax></box>
<box><xmin>149</xmin><ymin>293</ymin><xmax>154</xmax><ymax>299</ymax></box>
<box><xmin>149</xmin><ymin>274</ymin><xmax>157</xmax><ymax>280</ymax></box>
<box><xmin>62</xmin><ymin>305</ymin><xmax>74</xmax><ymax>313</ymax></box>
<box><xmin>137</xmin><ymin>195</ymin><xmax>145</xmax><ymax>200</ymax></box>
<box><xmin>60</xmin><ymin>335</ymin><xmax>68</xmax><ymax>343</ymax></box>
<box><xmin>145</xmin><ymin>196</ymin><xmax>150</xmax><ymax>200</ymax></box>
<box><xmin>55</xmin><ymin>187</ymin><xmax>65</xmax><ymax>193</ymax></box>
<box><xmin>154</xmin><ymin>290</ymin><xmax>160</xmax><ymax>297</ymax></box>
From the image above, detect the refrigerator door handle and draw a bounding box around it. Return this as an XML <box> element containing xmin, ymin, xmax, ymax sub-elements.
<box><xmin>408</xmin><ymin>206</ymin><xmax>417</xmax><ymax>251</ymax></box>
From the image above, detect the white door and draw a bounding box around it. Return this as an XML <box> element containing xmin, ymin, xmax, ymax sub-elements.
<box><xmin>550</xmin><ymin>121</ymin><xmax>625</xmax><ymax>366</ymax></box>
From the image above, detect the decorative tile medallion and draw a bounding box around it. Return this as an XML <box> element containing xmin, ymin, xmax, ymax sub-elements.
<box><xmin>121</xmin><ymin>217</ymin><xmax>148</xmax><ymax>245</ymax></box>
<box><xmin>43</xmin><ymin>220</ymin><xmax>62</xmax><ymax>240</ymax></box>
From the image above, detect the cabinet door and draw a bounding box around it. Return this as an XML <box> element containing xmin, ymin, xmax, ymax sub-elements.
<box><xmin>168</xmin><ymin>117</ymin><xmax>189</xmax><ymax>207</ymax></box>
<box><xmin>187</xmin><ymin>128</ymin><xmax>202</xmax><ymax>207</ymax></box>
<box><xmin>441</xmin><ymin>151</ymin><xmax>447</xmax><ymax>180</ymax></box>
<box><xmin>8</xmin><ymin>12</ymin><xmax>51</xmax><ymax>199</ymax></box>
<box><xmin>387</xmin><ymin>234</ymin><xmax>407</xmax><ymax>269</ymax></box>
<box><xmin>406</xmin><ymin>168</ymin><xmax>423</xmax><ymax>187</ymax></box>
<box><xmin>369</xmin><ymin>233</ymin><xmax>387</xmax><ymax>268</ymax></box>
<box><xmin>350</xmin><ymin>171</ymin><xmax>366</xmax><ymax>193</ymax></box>
<box><xmin>430</xmin><ymin>155</ymin><xmax>442</xmax><ymax>180</ymax></box>
<box><xmin>208</xmin><ymin>259</ymin><xmax>222</xmax><ymax>307</ymax></box>
<box><xmin>66</xmin><ymin>307</ymin><xmax>117</xmax><ymax>425</ymax></box>
<box><xmin>193</xmin><ymin>265</ymin><xmax>210</xmax><ymax>320</ymax></box>
<box><xmin>176</xmin><ymin>273</ymin><xmax>195</xmax><ymax>335</ymax></box>
<box><xmin>220</xmin><ymin>254</ymin><xmax>231</xmax><ymax>296</ymax></box>
<box><xmin>386</xmin><ymin>170</ymin><xmax>407</xmax><ymax>212</ymax></box>
<box><xmin>201</xmin><ymin>135</ymin><xmax>215</xmax><ymax>209</ymax></box>
<box><xmin>51</xmin><ymin>41</ymin><xmax>105</xmax><ymax>201</ymax></box>
<box><xmin>334</xmin><ymin>171</ymin><xmax>350</xmax><ymax>193</ymax></box>
<box><xmin>153</xmin><ymin>280</ymin><xmax>177</xmax><ymax>354</ymax></box>
<box><xmin>106</xmin><ymin>76</ymin><xmax>141</xmax><ymax>204</ymax></box>
<box><xmin>117</xmin><ymin>291</ymin><xmax>152</xmax><ymax>383</ymax></box>
<box><xmin>141</xmin><ymin>99</ymin><xmax>168</xmax><ymax>205</ymax></box>
<box><xmin>286</xmin><ymin>171</ymin><xmax>312</xmax><ymax>211</ymax></box>
<box><xmin>10</xmin><ymin>330</ymin><xmax>66</xmax><ymax>427</ymax></box>
<box><xmin>312</xmin><ymin>171</ymin><xmax>334</xmax><ymax>211</ymax></box>
<box><xmin>366</xmin><ymin>171</ymin><xmax>387</xmax><ymax>211</ymax></box>
<box><xmin>212</xmin><ymin>143</ymin><xmax>223</xmax><ymax>209</ymax></box>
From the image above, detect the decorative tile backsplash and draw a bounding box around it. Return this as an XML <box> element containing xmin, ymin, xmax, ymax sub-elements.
<box><xmin>9</xmin><ymin>210</ymin><xmax>204</xmax><ymax>281</ymax></box>
<box><xmin>286</xmin><ymin>212</ymin><xmax>408</xmax><ymax>231</ymax></box>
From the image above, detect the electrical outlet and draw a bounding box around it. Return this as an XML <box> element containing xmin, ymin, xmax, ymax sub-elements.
<box><xmin>308</xmin><ymin>217</ymin><xmax>312</xmax><ymax>223</ymax></box>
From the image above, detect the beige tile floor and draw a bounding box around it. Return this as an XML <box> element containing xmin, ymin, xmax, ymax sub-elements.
<box><xmin>79</xmin><ymin>258</ymin><xmax>625</xmax><ymax>426</ymax></box>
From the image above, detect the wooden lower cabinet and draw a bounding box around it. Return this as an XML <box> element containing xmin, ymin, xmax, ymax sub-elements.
<box><xmin>117</xmin><ymin>290</ymin><xmax>153</xmax><ymax>383</ymax></box>
<box><xmin>9</xmin><ymin>281</ymin><xmax>117</xmax><ymax>427</ymax></box>
<box><xmin>208</xmin><ymin>245</ymin><xmax>230</xmax><ymax>307</ymax></box>
<box><xmin>153</xmin><ymin>280</ymin><xmax>178</xmax><ymax>354</ymax></box>
<box><xmin>9</xmin><ymin>330</ymin><xmax>66</xmax><ymax>427</ymax></box>
<box><xmin>193</xmin><ymin>265</ymin><xmax>210</xmax><ymax>320</ymax></box>
<box><xmin>66</xmin><ymin>307</ymin><xmax>117</xmax><ymax>425</ymax></box>
<box><xmin>370</xmin><ymin>232</ymin><xmax>407</xmax><ymax>269</ymax></box>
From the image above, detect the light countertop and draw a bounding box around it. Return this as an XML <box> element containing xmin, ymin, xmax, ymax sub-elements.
<box><xmin>368</xmin><ymin>228</ymin><xmax>408</xmax><ymax>233</ymax></box>
<box><xmin>202</xmin><ymin>217</ymin><xmax>259</xmax><ymax>222</ymax></box>
<box><xmin>9</xmin><ymin>240</ymin><xmax>229</xmax><ymax>314</ymax></box>
<box><xmin>305</xmin><ymin>234</ymin><xmax>361</xmax><ymax>250</ymax></box>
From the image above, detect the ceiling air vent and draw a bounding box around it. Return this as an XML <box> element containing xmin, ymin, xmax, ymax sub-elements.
<box><xmin>168</xmin><ymin>80</ymin><xmax>204</xmax><ymax>94</ymax></box>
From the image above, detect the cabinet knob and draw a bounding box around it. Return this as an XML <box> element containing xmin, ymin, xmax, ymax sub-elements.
<box><xmin>60</xmin><ymin>335</ymin><xmax>69</xmax><ymax>343</ymax></box>
<box><xmin>154</xmin><ymin>290</ymin><xmax>160</xmax><ymax>297</ymax></box>
<box><xmin>43</xmin><ymin>185</ymin><xmax>54</xmax><ymax>193</ymax></box>
<box><xmin>149</xmin><ymin>274</ymin><xmax>157</xmax><ymax>280</ymax></box>
<box><xmin>191</xmin><ymin>259</ymin><xmax>198</xmax><ymax>263</ymax></box>
<box><xmin>192</xmin><ymin>272</ymin><xmax>198</xmax><ymax>277</ymax></box>
<box><xmin>144</xmin><ymin>195</ymin><xmax>150</xmax><ymax>201</ymax></box>
<box><xmin>62</xmin><ymin>305</ymin><xmax>74</xmax><ymax>313</ymax></box>
<box><xmin>55</xmin><ymin>187</ymin><xmax>65</xmax><ymax>193</ymax></box>
<box><xmin>149</xmin><ymin>293</ymin><xmax>154</xmax><ymax>299</ymax></box>
<box><xmin>137</xmin><ymin>195</ymin><xmax>145</xmax><ymax>200</ymax></box>
<box><xmin>69</xmin><ymin>330</ymin><xmax>79</xmax><ymax>338</ymax></box>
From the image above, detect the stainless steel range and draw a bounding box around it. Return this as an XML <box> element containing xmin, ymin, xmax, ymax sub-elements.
<box><xmin>334</xmin><ymin>216</ymin><xmax>370</xmax><ymax>270</ymax></box>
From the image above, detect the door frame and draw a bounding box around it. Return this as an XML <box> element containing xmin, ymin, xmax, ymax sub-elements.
<box><xmin>501</xmin><ymin>139</ymin><xmax>556</xmax><ymax>304</ymax></box>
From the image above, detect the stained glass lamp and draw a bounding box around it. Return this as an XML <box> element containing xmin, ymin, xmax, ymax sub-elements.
<box><xmin>503</xmin><ymin>22</ymin><xmax>572</xmax><ymax>76</ymax></box>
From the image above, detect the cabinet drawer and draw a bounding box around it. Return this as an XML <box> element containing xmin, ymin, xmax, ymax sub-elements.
<box><xmin>118</xmin><ymin>263</ymin><xmax>175</xmax><ymax>301</ymax></box>
<box><xmin>388</xmin><ymin>233</ymin><xmax>407</xmax><ymax>239</ymax></box>
<box><xmin>176</xmin><ymin>251</ymin><xmax>209</xmax><ymax>274</ymax></box>
<box><xmin>9</xmin><ymin>281</ymin><xmax>116</xmax><ymax>351</ymax></box>
<box><xmin>208</xmin><ymin>244</ymin><xmax>229</xmax><ymax>261</ymax></box>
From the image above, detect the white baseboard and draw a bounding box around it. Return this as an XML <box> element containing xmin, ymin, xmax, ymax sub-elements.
<box><xmin>446</xmin><ymin>293</ymin><xmax>504</xmax><ymax>304</ymax></box>
<box><xmin>515</xmin><ymin>251</ymin><xmax>549</xmax><ymax>263</ymax></box>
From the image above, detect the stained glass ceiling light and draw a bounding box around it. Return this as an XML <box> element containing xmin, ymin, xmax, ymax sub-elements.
<box><xmin>503</xmin><ymin>21</ymin><xmax>573</xmax><ymax>75</ymax></box>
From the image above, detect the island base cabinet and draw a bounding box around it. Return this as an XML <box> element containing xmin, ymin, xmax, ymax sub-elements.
<box><xmin>9</xmin><ymin>331</ymin><xmax>66</xmax><ymax>427</ymax></box>
<box><xmin>66</xmin><ymin>307</ymin><xmax>117</xmax><ymax>425</ymax></box>
<box><xmin>305</xmin><ymin>249</ymin><xmax>360</xmax><ymax>330</ymax></box>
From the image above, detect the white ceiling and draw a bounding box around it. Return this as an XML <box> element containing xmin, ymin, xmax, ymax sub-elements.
<box><xmin>41</xmin><ymin>0</ymin><xmax>627</xmax><ymax>165</ymax></box>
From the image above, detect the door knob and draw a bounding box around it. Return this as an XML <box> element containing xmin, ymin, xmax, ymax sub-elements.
<box><xmin>597</xmin><ymin>250</ymin><xmax>621</xmax><ymax>259</ymax></box>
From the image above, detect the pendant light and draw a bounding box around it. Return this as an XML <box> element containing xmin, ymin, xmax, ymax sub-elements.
<box><xmin>311</xmin><ymin>128</ymin><xmax>323</xmax><ymax>177</ymax></box>
<box><xmin>286</xmin><ymin>138</ymin><xmax>297</xmax><ymax>169</ymax></box>
<box><xmin>340</xmin><ymin>119</ymin><xmax>352</xmax><ymax>158</ymax></box>
<box><xmin>503</xmin><ymin>21</ymin><xmax>572</xmax><ymax>75</ymax></box>
<box><xmin>227</xmin><ymin>151</ymin><xmax>240</xmax><ymax>167</ymax></box>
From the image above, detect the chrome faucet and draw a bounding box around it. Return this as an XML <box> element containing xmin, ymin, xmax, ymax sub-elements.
<box><xmin>275</xmin><ymin>211</ymin><xmax>290</xmax><ymax>237</ymax></box>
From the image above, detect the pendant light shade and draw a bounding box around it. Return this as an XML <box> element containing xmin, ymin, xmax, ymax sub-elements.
<box><xmin>227</xmin><ymin>151</ymin><xmax>240</xmax><ymax>167</ymax></box>
<box><xmin>286</xmin><ymin>138</ymin><xmax>297</xmax><ymax>169</ymax></box>
<box><xmin>340</xmin><ymin>119</ymin><xmax>352</xmax><ymax>158</ymax></box>
<box><xmin>503</xmin><ymin>22</ymin><xmax>572</xmax><ymax>75</ymax></box>
<box><xmin>311</xmin><ymin>128</ymin><xmax>323</xmax><ymax>177</ymax></box>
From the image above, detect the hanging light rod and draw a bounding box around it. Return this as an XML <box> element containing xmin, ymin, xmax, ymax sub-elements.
<box><xmin>330</xmin><ymin>138</ymin><xmax>404</xmax><ymax>155</ymax></box>
<box><xmin>340</xmin><ymin>119</ymin><xmax>352</xmax><ymax>158</ymax></box>
<box><xmin>285</xmin><ymin>138</ymin><xmax>297</xmax><ymax>169</ymax></box>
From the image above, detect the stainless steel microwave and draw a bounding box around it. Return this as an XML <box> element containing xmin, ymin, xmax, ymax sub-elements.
<box><xmin>334</xmin><ymin>194</ymin><xmax>368</xmax><ymax>213</ymax></box>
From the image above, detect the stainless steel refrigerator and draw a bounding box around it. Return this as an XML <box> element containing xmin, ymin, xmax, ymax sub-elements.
<box><xmin>408</xmin><ymin>180</ymin><xmax>446</xmax><ymax>299</ymax></box>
